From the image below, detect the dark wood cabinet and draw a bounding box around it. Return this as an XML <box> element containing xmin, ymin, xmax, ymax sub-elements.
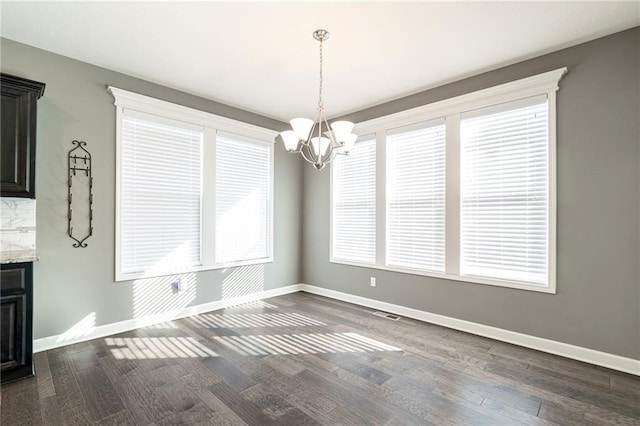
<box><xmin>1</xmin><ymin>74</ymin><xmax>45</xmax><ymax>198</ymax></box>
<box><xmin>0</xmin><ymin>262</ymin><xmax>33</xmax><ymax>384</ymax></box>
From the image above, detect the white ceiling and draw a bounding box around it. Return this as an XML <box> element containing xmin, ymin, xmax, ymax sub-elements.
<box><xmin>1</xmin><ymin>2</ymin><xmax>638</xmax><ymax>122</ymax></box>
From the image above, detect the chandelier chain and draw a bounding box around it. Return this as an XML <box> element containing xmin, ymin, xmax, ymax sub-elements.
<box><xmin>318</xmin><ymin>36</ymin><xmax>323</xmax><ymax>108</ymax></box>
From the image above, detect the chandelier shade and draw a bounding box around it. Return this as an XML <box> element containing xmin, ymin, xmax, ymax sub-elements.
<box><xmin>311</xmin><ymin>137</ymin><xmax>331</xmax><ymax>157</ymax></box>
<box><xmin>290</xmin><ymin>118</ymin><xmax>315</xmax><ymax>142</ymax></box>
<box><xmin>280</xmin><ymin>131</ymin><xmax>299</xmax><ymax>151</ymax></box>
<box><xmin>279</xmin><ymin>29</ymin><xmax>357</xmax><ymax>170</ymax></box>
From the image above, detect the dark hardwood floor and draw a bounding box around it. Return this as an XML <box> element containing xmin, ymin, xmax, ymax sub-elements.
<box><xmin>2</xmin><ymin>292</ymin><xmax>639</xmax><ymax>425</ymax></box>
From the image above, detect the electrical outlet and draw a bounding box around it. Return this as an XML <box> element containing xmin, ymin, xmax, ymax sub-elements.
<box><xmin>171</xmin><ymin>279</ymin><xmax>181</xmax><ymax>293</ymax></box>
<box><xmin>370</xmin><ymin>277</ymin><xmax>376</xmax><ymax>287</ymax></box>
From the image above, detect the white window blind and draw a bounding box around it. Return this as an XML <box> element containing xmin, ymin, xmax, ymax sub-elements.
<box><xmin>332</xmin><ymin>136</ymin><xmax>376</xmax><ymax>263</ymax></box>
<box><xmin>460</xmin><ymin>95</ymin><xmax>549</xmax><ymax>285</ymax></box>
<box><xmin>386</xmin><ymin>120</ymin><xmax>446</xmax><ymax>272</ymax></box>
<box><xmin>121</xmin><ymin>109</ymin><xmax>203</xmax><ymax>274</ymax></box>
<box><xmin>215</xmin><ymin>132</ymin><xmax>271</xmax><ymax>264</ymax></box>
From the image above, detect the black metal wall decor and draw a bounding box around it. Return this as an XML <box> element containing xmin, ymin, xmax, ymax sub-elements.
<box><xmin>67</xmin><ymin>140</ymin><xmax>93</xmax><ymax>248</ymax></box>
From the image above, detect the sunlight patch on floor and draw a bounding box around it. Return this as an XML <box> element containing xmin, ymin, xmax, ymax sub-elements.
<box><xmin>189</xmin><ymin>312</ymin><xmax>325</xmax><ymax>329</ymax></box>
<box><xmin>213</xmin><ymin>332</ymin><xmax>401</xmax><ymax>356</ymax></box>
<box><xmin>224</xmin><ymin>300</ymin><xmax>278</xmax><ymax>310</ymax></box>
<box><xmin>142</xmin><ymin>322</ymin><xmax>179</xmax><ymax>329</ymax></box>
<box><xmin>104</xmin><ymin>336</ymin><xmax>218</xmax><ymax>359</ymax></box>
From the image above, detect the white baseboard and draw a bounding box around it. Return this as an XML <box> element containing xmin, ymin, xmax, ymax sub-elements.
<box><xmin>299</xmin><ymin>284</ymin><xmax>640</xmax><ymax>376</ymax></box>
<box><xmin>33</xmin><ymin>284</ymin><xmax>301</xmax><ymax>353</ymax></box>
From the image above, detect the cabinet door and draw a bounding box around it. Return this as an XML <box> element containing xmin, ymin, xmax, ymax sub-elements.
<box><xmin>0</xmin><ymin>88</ymin><xmax>36</xmax><ymax>197</ymax></box>
<box><xmin>0</xmin><ymin>262</ymin><xmax>33</xmax><ymax>383</ymax></box>
<box><xmin>0</xmin><ymin>74</ymin><xmax>45</xmax><ymax>199</ymax></box>
<box><xmin>0</xmin><ymin>294</ymin><xmax>26</xmax><ymax>372</ymax></box>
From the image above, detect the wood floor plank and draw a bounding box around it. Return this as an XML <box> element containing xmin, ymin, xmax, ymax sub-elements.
<box><xmin>171</xmin><ymin>357</ymin><xmax>224</xmax><ymax>387</ymax></box>
<box><xmin>317</xmin><ymin>352</ymin><xmax>393</xmax><ymax>385</ymax></box>
<box><xmin>484</xmin><ymin>361</ymin><xmax>640</xmax><ymax>419</ymax></box>
<box><xmin>525</xmin><ymin>362</ymin><xmax>635</xmax><ymax>402</ymax></box>
<box><xmin>237</xmin><ymin>353</ymin><xmax>373</xmax><ymax>424</ymax></box>
<box><xmin>201</xmin><ymin>356</ymin><xmax>257</xmax><ymax>392</ymax></box>
<box><xmin>583</xmin><ymin>409</ymin><xmax>640</xmax><ymax>426</ymax></box>
<box><xmin>39</xmin><ymin>395</ymin><xmax>63</xmax><ymax>426</ymax></box>
<box><xmin>297</xmin><ymin>367</ymin><xmax>394</xmax><ymax>423</ymax></box>
<box><xmin>46</xmin><ymin>348</ymin><xmax>91</xmax><ymax>418</ymax></box>
<box><xmin>68</xmin><ymin>348</ymin><xmax>126</xmax><ymax>423</ymax></box>
<box><xmin>177</xmin><ymin>373</ymin><xmax>248</xmax><ymax>425</ymax></box>
<box><xmin>480</xmin><ymin>397</ymin><xmax>557</xmax><ymax>426</ymax></box>
<box><xmin>262</xmin><ymin>352</ymin><xmax>307</xmax><ymax>377</ymax></box>
<box><xmin>609</xmin><ymin>371</ymin><xmax>640</xmax><ymax>396</ymax></box>
<box><xmin>374</xmin><ymin>350</ymin><xmax>543</xmax><ymax>418</ymax></box>
<box><xmin>208</xmin><ymin>381</ymin><xmax>278</xmax><ymax>426</ymax></box>
<box><xmin>240</xmin><ymin>383</ymin><xmax>320</xmax><ymax>424</ymax></box>
<box><xmin>285</xmin><ymin>390</ymin><xmax>342</xmax><ymax>423</ymax></box>
<box><xmin>0</xmin><ymin>376</ymin><xmax>42</xmax><ymax>426</ymax></box>
<box><xmin>538</xmin><ymin>399</ymin><xmax>591</xmax><ymax>425</ymax></box>
<box><xmin>383</xmin><ymin>374</ymin><xmax>510</xmax><ymax>426</ymax></box>
<box><xmin>97</xmin><ymin>357</ymin><xmax>178</xmax><ymax>424</ymax></box>
<box><xmin>488</xmin><ymin>340</ymin><xmax>616</xmax><ymax>387</ymax></box>
<box><xmin>94</xmin><ymin>408</ymin><xmax>137</xmax><ymax>425</ymax></box>
<box><xmin>33</xmin><ymin>351</ymin><xmax>55</xmax><ymax>399</ymax></box>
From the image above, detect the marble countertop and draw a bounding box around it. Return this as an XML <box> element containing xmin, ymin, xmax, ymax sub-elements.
<box><xmin>0</xmin><ymin>250</ymin><xmax>39</xmax><ymax>264</ymax></box>
<box><xmin>1</xmin><ymin>198</ymin><xmax>37</xmax><ymax>264</ymax></box>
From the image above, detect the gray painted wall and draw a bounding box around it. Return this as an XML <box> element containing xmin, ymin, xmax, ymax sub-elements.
<box><xmin>303</xmin><ymin>28</ymin><xmax>640</xmax><ymax>359</ymax></box>
<box><xmin>0</xmin><ymin>38</ymin><xmax>302</xmax><ymax>340</ymax></box>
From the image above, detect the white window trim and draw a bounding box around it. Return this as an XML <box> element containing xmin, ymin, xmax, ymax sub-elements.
<box><xmin>109</xmin><ymin>87</ymin><xmax>277</xmax><ymax>282</ymax></box>
<box><xmin>332</xmin><ymin>68</ymin><xmax>567</xmax><ymax>293</ymax></box>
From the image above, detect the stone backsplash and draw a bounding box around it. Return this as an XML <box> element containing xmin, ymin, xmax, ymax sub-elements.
<box><xmin>0</xmin><ymin>198</ymin><xmax>37</xmax><ymax>263</ymax></box>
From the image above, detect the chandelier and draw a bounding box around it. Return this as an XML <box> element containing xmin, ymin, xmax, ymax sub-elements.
<box><xmin>279</xmin><ymin>29</ymin><xmax>357</xmax><ymax>170</ymax></box>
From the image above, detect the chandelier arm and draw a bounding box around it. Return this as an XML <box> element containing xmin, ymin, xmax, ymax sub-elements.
<box><xmin>322</xmin><ymin>145</ymin><xmax>340</xmax><ymax>166</ymax></box>
<box><xmin>320</xmin><ymin>112</ymin><xmax>337</xmax><ymax>147</ymax></box>
<box><xmin>310</xmin><ymin>143</ymin><xmax>320</xmax><ymax>164</ymax></box>
<box><xmin>317</xmin><ymin>109</ymin><xmax>324</xmax><ymax>164</ymax></box>
<box><xmin>299</xmin><ymin>146</ymin><xmax>317</xmax><ymax>165</ymax></box>
<box><xmin>302</xmin><ymin>134</ymin><xmax>320</xmax><ymax>165</ymax></box>
<box><xmin>307</xmin><ymin>119</ymin><xmax>320</xmax><ymax>164</ymax></box>
<box><xmin>307</xmin><ymin>107</ymin><xmax>322</xmax><ymax>144</ymax></box>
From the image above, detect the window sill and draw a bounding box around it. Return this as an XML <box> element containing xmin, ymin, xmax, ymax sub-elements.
<box><xmin>329</xmin><ymin>258</ymin><xmax>556</xmax><ymax>294</ymax></box>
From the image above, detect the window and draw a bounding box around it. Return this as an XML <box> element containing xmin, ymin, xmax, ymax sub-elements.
<box><xmin>387</xmin><ymin>121</ymin><xmax>446</xmax><ymax>272</ymax></box>
<box><xmin>110</xmin><ymin>87</ymin><xmax>275</xmax><ymax>281</ymax></box>
<box><xmin>120</xmin><ymin>110</ymin><xmax>203</xmax><ymax>275</ymax></box>
<box><xmin>330</xmin><ymin>68</ymin><xmax>566</xmax><ymax>292</ymax></box>
<box><xmin>215</xmin><ymin>132</ymin><xmax>272</xmax><ymax>264</ymax></box>
<box><xmin>461</xmin><ymin>96</ymin><xmax>549</xmax><ymax>285</ymax></box>
<box><xmin>331</xmin><ymin>135</ymin><xmax>376</xmax><ymax>264</ymax></box>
